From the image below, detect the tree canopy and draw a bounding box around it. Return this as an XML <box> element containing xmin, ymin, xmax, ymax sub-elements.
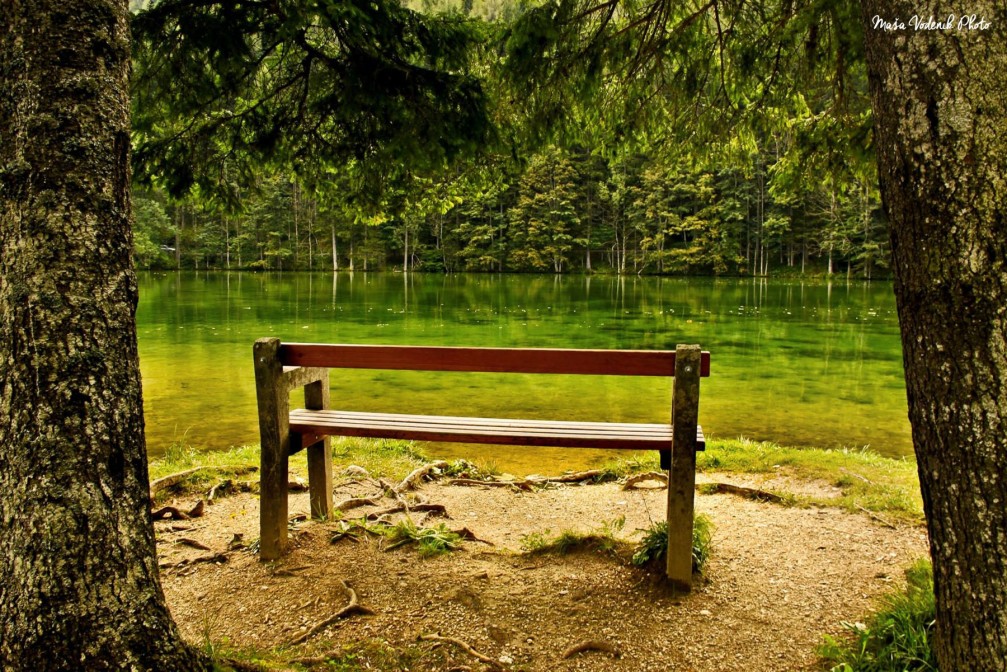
<box><xmin>131</xmin><ymin>0</ymin><xmax>494</xmax><ymax>205</ymax></box>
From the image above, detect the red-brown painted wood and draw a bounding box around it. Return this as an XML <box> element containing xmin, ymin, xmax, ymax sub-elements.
<box><xmin>278</xmin><ymin>343</ymin><xmax>710</xmax><ymax>377</ymax></box>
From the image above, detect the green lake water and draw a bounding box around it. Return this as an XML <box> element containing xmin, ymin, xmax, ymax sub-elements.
<box><xmin>137</xmin><ymin>272</ymin><xmax>911</xmax><ymax>473</ymax></box>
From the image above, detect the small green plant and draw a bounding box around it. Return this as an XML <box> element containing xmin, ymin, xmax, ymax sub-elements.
<box><xmin>384</xmin><ymin>518</ymin><xmax>462</xmax><ymax>557</ymax></box>
<box><xmin>519</xmin><ymin>530</ymin><xmax>551</xmax><ymax>552</ymax></box>
<box><xmin>520</xmin><ymin>517</ymin><xmax>626</xmax><ymax>556</ymax></box>
<box><xmin>819</xmin><ymin>559</ymin><xmax>936</xmax><ymax>671</ymax></box>
<box><xmin>443</xmin><ymin>458</ymin><xmax>499</xmax><ymax>479</ymax></box>
<box><xmin>159</xmin><ymin>437</ymin><xmax>198</xmax><ymax>468</ymax></box>
<box><xmin>631</xmin><ymin>514</ymin><xmax>714</xmax><ymax>575</ymax></box>
<box><xmin>691</xmin><ymin>514</ymin><xmax>713</xmax><ymax>573</ymax></box>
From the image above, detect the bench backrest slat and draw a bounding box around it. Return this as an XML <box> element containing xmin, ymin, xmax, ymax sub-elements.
<box><xmin>278</xmin><ymin>343</ymin><xmax>711</xmax><ymax>377</ymax></box>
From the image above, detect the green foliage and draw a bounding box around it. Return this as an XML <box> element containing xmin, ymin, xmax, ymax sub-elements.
<box><xmin>631</xmin><ymin>514</ymin><xmax>713</xmax><ymax>575</ymax></box>
<box><xmin>384</xmin><ymin>518</ymin><xmax>463</xmax><ymax>557</ymax></box>
<box><xmin>132</xmin><ymin>193</ymin><xmax>174</xmax><ymax>268</ymax></box>
<box><xmin>697</xmin><ymin>438</ymin><xmax>923</xmax><ymax>520</ymax></box>
<box><xmin>130</xmin><ymin>137</ymin><xmax>886</xmax><ymax>276</ymax></box>
<box><xmin>128</xmin><ymin>0</ymin><xmax>885</xmax><ymax>277</ymax></box>
<box><xmin>443</xmin><ymin>458</ymin><xmax>499</xmax><ymax>479</ymax></box>
<box><xmin>520</xmin><ymin>516</ymin><xmax>626</xmax><ymax>556</ymax></box>
<box><xmin>131</xmin><ymin>0</ymin><xmax>493</xmax><ymax>205</ymax></box>
<box><xmin>518</xmin><ymin>530</ymin><xmax>551</xmax><ymax>553</ymax></box>
<box><xmin>820</xmin><ymin>560</ymin><xmax>936</xmax><ymax>672</ymax></box>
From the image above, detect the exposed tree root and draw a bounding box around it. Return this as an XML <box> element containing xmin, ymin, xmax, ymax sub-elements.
<box><xmin>418</xmin><ymin>633</ymin><xmax>502</xmax><ymax>670</ymax></box>
<box><xmin>856</xmin><ymin>505</ymin><xmax>897</xmax><ymax>529</ymax></box>
<box><xmin>449</xmin><ymin>470</ymin><xmax>609</xmax><ymax>491</ymax></box>
<box><xmin>395</xmin><ymin>461</ymin><xmax>450</xmax><ymax>493</ymax></box>
<box><xmin>365</xmin><ymin>503</ymin><xmax>448</xmax><ymax>521</ymax></box>
<box><xmin>151</xmin><ymin>499</ymin><xmax>205</xmax><ymax>521</ymax></box>
<box><xmin>528</xmin><ymin>469</ymin><xmax>611</xmax><ymax>484</ymax></box>
<box><xmin>623</xmin><ymin>471</ymin><xmax>669</xmax><ymax>489</ymax></box>
<box><xmin>562</xmin><ymin>639</ymin><xmax>621</xmax><ymax>659</ymax></box>
<box><xmin>699</xmin><ymin>482</ymin><xmax>787</xmax><ymax>504</ymax></box>
<box><xmin>448</xmin><ymin>478</ymin><xmax>533</xmax><ymax>491</ymax></box>
<box><xmin>159</xmin><ymin>551</ymin><xmax>229</xmax><ymax>571</ymax></box>
<box><xmin>149</xmin><ymin>465</ymin><xmax>257</xmax><ymax>499</ymax></box>
<box><xmin>841</xmin><ymin>467</ymin><xmax>874</xmax><ymax>484</ymax></box>
<box><xmin>175</xmin><ymin>537</ymin><xmax>211</xmax><ymax>551</ymax></box>
<box><xmin>451</xmin><ymin>527</ymin><xmax>494</xmax><ymax>546</ymax></box>
<box><xmin>334</xmin><ymin>496</ymin><xmax>383</xmax><ymax>512</ymax></box>
<box><xmin>288</xmin><ymin>580</ymin><xmax>375</xmax><ymax>646</ymax></box>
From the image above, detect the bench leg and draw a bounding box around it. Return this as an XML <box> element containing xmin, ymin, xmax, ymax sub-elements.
<box><xmin>305</xmin><ymin>375</ymin><xmax>333</xmax><ymax>520</ymax></box>
<box><xmin>254</xmin><ymin>337</ymin><xmax>290</xmax><ymax>561</ymax></box>
<box><xmin>666</xmin><ymin>344</ymin><xmax>701</xmax><ymax>590</ymax></box>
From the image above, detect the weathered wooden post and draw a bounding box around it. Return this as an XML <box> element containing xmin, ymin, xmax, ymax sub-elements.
<box><xmin>304</xmin><ymin>374</ymin><xmax>333</xmax><ymax>520</ymax></box>
<box><xmin>254</xmin><ymin>337</ymin><xmax>289</xmax><ymax>560</ymax></box>
<box><xmin>666</xmin><ymin>344</ymin><xmax>701</xmax><ymax>590</ymax></box>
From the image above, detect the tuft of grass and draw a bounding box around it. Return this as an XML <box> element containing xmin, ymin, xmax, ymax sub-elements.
<box><xmin>330</xmin><ymin>437</ymin><xmax>430</xmax><ymax>481</ymax></box>
<box><xmin>383</xmin><ymin>518</ymin><xmax>463</xmax><ymax>557</ymax></box>
<box><xmin>518</xmin><ymin>530</ymin><xmax>551</xmax><ymax>553</ymax></box>
<box><xmin>631</xmin><ymin>513</ymin><xmax>714</xmax><ymax>575</ymax></box>
<box><xmin>208</xmin><ymin>638</ymin><xmax>423</xmax><ymax>671</ymax></box>
<box><xmin>442</xmin><ymin>458</ymin><xmax>500</xmax><ymax>480</ymax></box>
<box><xmin>697</xmin><ymin>439</ymin><xmax>922</xmax><ymax>518</ymax></box>
<box><xmin>819</xmin><ymin>559</ymin><xmax>936</xmax><ymax>672</ymax></box>
<box><xmin>148</xmin><ymin>442</ymin><xmax>262</xmax><ymax>482</ymax></box>
<box><xmin>148</xmin><ymin>436</ymin><xmax>433</xmax><ymax>494</ymax></box>
<box><xmin>520</xmin><ymin>516</ymin><xmax>627</xmax><ymax>556</ymax></box>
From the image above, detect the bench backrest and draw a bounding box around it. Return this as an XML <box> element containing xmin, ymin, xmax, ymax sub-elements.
<box><xmin>277</xmin><ymin>343</ymin><xmax>711</xmax><ymax>378</ymax></box>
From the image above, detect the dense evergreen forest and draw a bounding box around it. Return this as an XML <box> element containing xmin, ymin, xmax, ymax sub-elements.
<box><xmin>130</xmin><ymin>0</ymin><xmax>887</xmax><ymax>279</ymax></box>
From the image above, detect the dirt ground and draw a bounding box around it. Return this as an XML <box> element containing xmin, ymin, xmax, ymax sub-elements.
<box><xmin>157</xmin><ymin>469</ymin><xmax>928</xmax><ymax>671</ymax></box>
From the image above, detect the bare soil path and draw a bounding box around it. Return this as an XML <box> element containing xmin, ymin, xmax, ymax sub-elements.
<box><xmin>158</xmin><ymin>472</ymin><xmax>927</xmax><ymax>671</ymax></box>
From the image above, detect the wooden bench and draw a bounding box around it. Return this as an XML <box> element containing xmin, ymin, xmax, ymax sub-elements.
<box><xmin>253</xmin><ymin>338</ymin><xmax>710</xmax><ymax>589</ymax></box>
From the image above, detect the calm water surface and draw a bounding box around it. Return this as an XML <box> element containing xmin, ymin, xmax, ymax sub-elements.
<box><xmin>137</xmin><ymin>272</ymin><xmax>911</xmax><ymax>473</ymax></box>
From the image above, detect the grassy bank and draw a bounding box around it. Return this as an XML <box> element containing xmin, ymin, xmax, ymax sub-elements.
<box><xmin>150</xmin><ymin>436</ymin><xmax>923</xmax><ymax>521</ymax></box>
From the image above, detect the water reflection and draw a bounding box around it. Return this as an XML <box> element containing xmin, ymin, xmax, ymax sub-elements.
<box><xmin>137</xmin><ymin>272</ymin><xmax>910</xmax><ymax>472</ymax></box>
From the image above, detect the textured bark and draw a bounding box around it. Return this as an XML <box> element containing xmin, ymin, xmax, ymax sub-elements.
<box><xmin>860</xmin><ymin>2</ymin><xmax>1007</xmax><ymax>668</ymax></box>
<box><xmin>0</xmin><ymin>1</ymin><xmax>208</xmax><ymax>669</ymax></box>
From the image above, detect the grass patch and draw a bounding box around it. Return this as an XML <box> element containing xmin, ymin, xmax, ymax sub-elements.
<box><xmin>148</xmin><ymin>436</ymin><xmax>432</xmax><ymax>494</ymax></box>
<box><xmin>208</xmin><ymin>638</ymin><xmax>425</xmax><ymax>671</ymax></box>
<box><xmin>631</xmin><ymin>513</ymin><xmax>714</xmax><ymax>575</ymax></box>
<box><xmin>520</xmin><ymin>516</ymin><xmax>628</xmax><ymax>556</ymax></box>
<box><xmin>442</xmin><ymin>458</ymin><xmax>500</xmax><ymax>480</ymax></box>
<box><xmin>601</xmin><ymin>438</ymin><xmax>922</xmax><ymax>521</ymax></box>
<box><xmin>384</xmin><ymin>518</ymin><xmax>463</xmax><ymax>557</ymax></box>
<box><xmin>699</xmin><ymin>438</ymin><xmax>922</xmax><ymax>520</ymax></box>
<box><xmin>819</xmin><ymin>559</ymin><xmax>936</xmax><ymax>671</ymax></box>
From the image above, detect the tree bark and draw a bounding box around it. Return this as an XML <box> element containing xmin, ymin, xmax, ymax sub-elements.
<box><xmin>0</xmin><ymin>2</ymin><xmax>208</xmax><ymax>669</ymax></box>
<box><xmin>861</xmin><ymin>2</ymin><xmax>1007</xmax><ymax>668</ymax></box>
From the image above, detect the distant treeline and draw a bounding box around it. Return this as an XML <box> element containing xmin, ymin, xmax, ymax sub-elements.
<box><xmin>134</xmin><ymin>140</ymin><xmax>888</xmax><ymax>279</ymax></box>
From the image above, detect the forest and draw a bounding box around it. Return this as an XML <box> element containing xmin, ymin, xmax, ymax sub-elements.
<box><xmin>3</xmin><ymin>0</ymin><xmax>1006</xmax><ymax>670</ymax></box>
<box><xmin>131</xmin><ymin>0</ymin><xmax>887</xmax><ymax>279</ymax></box>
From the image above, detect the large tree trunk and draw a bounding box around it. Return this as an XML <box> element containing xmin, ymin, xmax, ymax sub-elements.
<box><xmin>0</xmin><ymin>2</ymin><xmax>208</xmax><ymax>669</ymax></box>
<box><xmin>861</xmin><ymin>3</ymin><xmax>1007</xmax><ymax>668</ymax></box>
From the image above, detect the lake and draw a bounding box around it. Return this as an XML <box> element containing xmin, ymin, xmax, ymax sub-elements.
<box><xmin>137</xmin><ymin>272</ymin><xmax>911</xmax><ymax>473</ymax></box>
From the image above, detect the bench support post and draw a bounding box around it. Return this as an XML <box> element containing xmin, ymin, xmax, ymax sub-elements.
<box><xmin>254</xmin><ymin>337</ymin><xmax>289</xmax><ymax>561</ymax></box>
<box><xmin>304</xmin><ymin>374</ymin><xmax>333</xmax><ymax>521</ymax></box>
<box><xmin>666</xmin><ymin>344</ymin><xmax>701</xmax><ymax>590</ymax></box>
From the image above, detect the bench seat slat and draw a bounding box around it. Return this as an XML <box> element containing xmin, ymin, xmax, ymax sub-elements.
<box><xmin>289</xmin><ymin>408</ymin><xmax>705</xmax><ymax>451</ymax></box>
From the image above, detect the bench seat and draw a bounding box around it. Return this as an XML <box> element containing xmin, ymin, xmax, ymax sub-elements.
<box><xmin>289</xmin><ymin>408</ymin><xmax>705</xmax><ymax>451</ymax></box>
